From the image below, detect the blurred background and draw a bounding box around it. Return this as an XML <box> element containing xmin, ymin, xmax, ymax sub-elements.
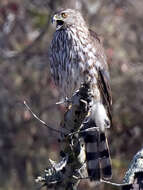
<box><xmin>0</xmin><ymin>0</ymin><xmax>143</xmax><ymax>189</ymax></box>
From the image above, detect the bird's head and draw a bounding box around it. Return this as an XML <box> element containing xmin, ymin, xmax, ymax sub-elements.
<box><xmin>51</xmin><ymin>9</ymin><xmax>86</xmax><ymax>30</ymax></box>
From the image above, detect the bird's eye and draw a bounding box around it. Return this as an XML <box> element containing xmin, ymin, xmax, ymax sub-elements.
<box><xmin>61</xmin><ymin>12</ymin><xmax>68</xmax><ymax>18</ymax></box>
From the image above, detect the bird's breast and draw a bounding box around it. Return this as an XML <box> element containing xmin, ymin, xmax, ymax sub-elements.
<box><xmin>49</xmin><ymin>28</ymin><xmax>97</xmax><ymax>98</ymax></box>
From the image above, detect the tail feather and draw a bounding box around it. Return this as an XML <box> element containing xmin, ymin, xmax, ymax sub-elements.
<box><xmin>83</xmin><ymin>129</ymin><xmax>112</xmax><ymax>181</ymax></box>
<box><xmin>84</xmin><ymin>130</ymin><xmax>100</xmax><ymax>181</ymax></box>
<box><xmin>99</xmin><ymin>132</ymin><xmax>112</xmax><ymax>179</ymax></box>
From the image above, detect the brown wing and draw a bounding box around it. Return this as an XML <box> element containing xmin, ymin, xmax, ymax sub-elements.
<box><xmin>89</xmin><ymin>29</ymin><xmax>112</xmax><ymax>121</ymax></box>
<box><xmin>98</xmin><ymin>68</ymin><xmax>112</xmax><ymax>121</ymax></box>
<box><xmin>89</xmin><ymin>29</ymin><xmax>101</xmax><ymax>43</ymax></box>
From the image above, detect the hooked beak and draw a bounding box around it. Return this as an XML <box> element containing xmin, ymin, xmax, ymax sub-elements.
<box><xmin>51</xmin><ymin>14</ymin><xmax>64</xmax><ymax>29</ymax></box>
<box><xmin>51</xmin><ymin>15</ymin><xmax>58</xmax><ymax>24</ymax></box>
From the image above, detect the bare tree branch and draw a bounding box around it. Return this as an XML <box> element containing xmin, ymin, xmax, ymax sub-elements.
<box><xmin>23</xmin><ymin>100</ymin><xmax>63</xmax><ymax>134</ymax></box>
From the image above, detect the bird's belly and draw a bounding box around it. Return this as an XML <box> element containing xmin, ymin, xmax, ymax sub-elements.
<box><xmin>50</xmin><ymin>33</ymin><xmax>97</xmax><ymax>98</ymax></box>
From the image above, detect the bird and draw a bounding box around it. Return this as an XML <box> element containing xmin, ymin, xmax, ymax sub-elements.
<box><xmin>49</xmin><ymin>8</ymin><xmax>112</xmax><ymax>181</ymax></box>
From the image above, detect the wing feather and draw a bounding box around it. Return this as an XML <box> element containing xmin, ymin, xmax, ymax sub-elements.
<box><xmin>89</xmin><ymin>29</ymin><xmax>112</xmax><ymax>121</ymax></box>
<box><xmin>98</xmin><ymin>68</ymin><xmax>112</xmax><ymax>121</ymax></box>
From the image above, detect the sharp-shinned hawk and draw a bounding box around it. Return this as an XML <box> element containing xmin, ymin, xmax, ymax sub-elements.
<box><xmin>49</xmin><ymin>9</ymin><xmax>112</xmax><ymax>181</ymax></box>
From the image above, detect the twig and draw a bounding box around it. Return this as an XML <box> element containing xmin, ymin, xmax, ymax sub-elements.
<box><xmin>101</xmin><ymin>179</ymin><xmax>129</xmax><ymax>186</ymax></box>
<box><xmin>68</xmin><ymin>124</ymin><xmax>111</xmax><ymax>137</ymax></box>
<box><xmin>73</xmin><ymin>176</ymin><xmax>129</xmax><ymax>186</ymax></box>
<box><xmin>23</xmin><ymin>100</ymin><xmax>63</xmax><ymax>134</ymax></box>
<box><xmin>68</xmin><ymin>127</ymin><xmax>99</xmax><ymax>137</ymax></box>
<box><xmin>56</xmin><ymin>97</ymin><xmax>71</xmax><ymax>105</ymax></box>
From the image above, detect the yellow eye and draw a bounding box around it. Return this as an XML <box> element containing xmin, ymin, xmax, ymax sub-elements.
<box><xmin>61</xmin><ymin>12</ymin><xmax>67</xmax><ymax>18</ymax></box>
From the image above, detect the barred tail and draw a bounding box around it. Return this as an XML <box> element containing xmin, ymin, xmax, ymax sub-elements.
<box><xmin>83</xmin><ymin>129</ymin><xmax>112</xmax><ymax>181</ymax></box>
<box><xmin>84</xmin><ymin>130</ymin><xmax>101</xmax><ymax>181</ymax></box>
<box><xmin>99</xmin><ymin>132</ymin><xmax>112</xmax><ymax>179</ymax></box>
